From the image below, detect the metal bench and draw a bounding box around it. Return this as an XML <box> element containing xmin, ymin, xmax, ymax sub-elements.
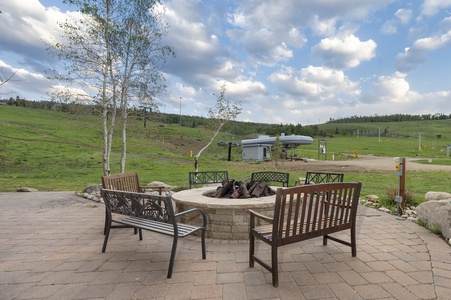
<box><xmin>189</xmin><ymin>171</ymin><xmax>229</xmax><ymax>189</ymax></box>
<box><xmin>101</xmin><ymin>172</ymin><xmax>152</xmax><ymax>235</ymax></box>
<box><xmin>101</xmin><ymin>189</ymin><xmax>207</xmax><ymax>278</ymax></box>
<box><xmin>304</xmin><ymin>172</ymin><xmax>344</xmax><ymax>184</ymax></box>
<box><xmin>251</xmin><ymin>171</ymin><xmax>290</xmax><ymax>187</ymax></box>
<box><xmin>249</xmin><ymin>182</ymin><xmax>362</xmax><ymax>286</ymax></box>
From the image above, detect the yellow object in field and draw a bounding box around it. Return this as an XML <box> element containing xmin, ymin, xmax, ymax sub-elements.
<box><xmin>353</xmin><ymin>150</ymin><xmax>358</xmax><ymax>158</ymax></box>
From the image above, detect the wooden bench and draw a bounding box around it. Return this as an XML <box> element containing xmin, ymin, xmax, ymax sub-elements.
<box><xmin>249</xmin><ymin>182</ymin><xmax>362</xmax><ymax>286</ymax></box>
<box><xmin>189</xmin><ymin>171</ymin><xmax>229</xmax><ymax>189</ymax></box>
<box><xmin>101</xmin><ymin>189</ymin><xmax>207</xmax><ymax>278</ymax></box>
<box><xmin>251</xmin><ymin>171</ymin><xmax>290</xmax><ymax>187</ymax></box>
<box><xmin>304</xmin><ymin>172</ymin><xmax>344</xmax><ymax>185</ymax></box>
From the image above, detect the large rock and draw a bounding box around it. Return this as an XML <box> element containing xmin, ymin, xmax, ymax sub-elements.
<box><xmin>143</xmin><ymin>181</ymin><xmax>172</xmax><ymax>193</ymax></box>
<box><xmin>425</xmin><ymin>191</ymin><xmax>451</xmax><ymax>201</ymax></box>
<box><xmin>416</xmin><ymin>199</ymin><xmax>451</xmax><ymax>240</ymax></box>
<box><xmin>83</xmin><ymin>184</ymin><xmax>102</xmax><ymax>194</ymax></box>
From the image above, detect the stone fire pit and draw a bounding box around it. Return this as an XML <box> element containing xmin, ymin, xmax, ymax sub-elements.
<box><xmin>172</xmin><ymin>186</ymin><xmax>278</xmax><ymax>240</ymax></box>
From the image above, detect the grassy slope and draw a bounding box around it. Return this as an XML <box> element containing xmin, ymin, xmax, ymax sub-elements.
<box><xmin>1</xmin><ymin>106</ymin><xmax>450</xmax><ymax>205</ymax></box>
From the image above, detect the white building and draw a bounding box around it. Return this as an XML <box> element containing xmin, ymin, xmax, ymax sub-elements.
<box><xmin>241</xmin><ymin>134</ymin><xmax>313</xmax><ymax>161</ymax></box>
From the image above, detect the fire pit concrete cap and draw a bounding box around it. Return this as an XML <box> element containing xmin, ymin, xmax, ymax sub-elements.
<box><xmin>172</xmin><ymin>186</ymin><xmax>279</xmax><ymax>209</ymax></box>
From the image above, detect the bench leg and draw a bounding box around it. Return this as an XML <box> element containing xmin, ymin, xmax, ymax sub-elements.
<box><xmin>201</xmin><ymin>228</ymin><xmax>206</xmax><ymax>259</ymax></box>
<box><xmin>351</xmin><ymin>225</ymin><xmax>357</xmax><ymax>257</ymax></box>
<box><xmin>167</xmin><ymin>236</ymin><xmax>178</xmax><ymax>278</ymax></box>
<box><xmin>249</xmin><ymin>234</ymin><xmax>255</xmax><ymax>268</ymax></box>
<box><xmin>102</xmin><ymin>221</ymin><xmax>111</xmax><ymax>253</ymax></box>
<box><xmin>104</xmin><ymin>208</ymin><xmax>109</xmax><ymax>235</ymax></box>
<box><xmin>271</xmin><ymin>244</ymin><xmax>279</xmax><ymax>287</ymax></box>
<box><xmin>105</xmin><ymin>207</ymin><xmax>138</xmax><ymax>235</ymax></box>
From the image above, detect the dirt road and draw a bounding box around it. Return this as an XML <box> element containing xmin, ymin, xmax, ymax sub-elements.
<box><xmin>278</xmin><ymin>155</ymin><xmax>451</xmax><ymax>174</ymax></box>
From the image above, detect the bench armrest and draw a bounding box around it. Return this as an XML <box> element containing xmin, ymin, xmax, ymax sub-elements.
<box><xmin>248</xmin><ymin>209</ymin><xmax>273</xmax><ymax>223</ymax></box>
<box><xmin>175</xmin><ymin>208</ymin><xmax>208</xmax><ymax>228</ymax></box>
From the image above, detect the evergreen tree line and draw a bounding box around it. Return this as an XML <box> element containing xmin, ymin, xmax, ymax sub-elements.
<box><xmin>328</xmin><ymin>113</ymin><xmax>450</xmax><ymax>123</ymax></box>
<box><xmin>2</xmin><ymin>98</ymin><xmax>449</xmax><ymax>137</ymax></box>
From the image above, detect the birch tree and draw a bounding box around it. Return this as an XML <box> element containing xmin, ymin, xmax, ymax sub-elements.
<box><xmin>0</xmin><ymin>67</ymin><xmax>21</xmax><ymax>91</ymax></box>
<box><xmin>49</xmin><ymin>0</ymin><xmax>173</xmax><ymax>175</ymax></box>
<box><xmin>194</xmin><ymin>85</ymin><xmax>242</xmax><ymax>172</ymax></box>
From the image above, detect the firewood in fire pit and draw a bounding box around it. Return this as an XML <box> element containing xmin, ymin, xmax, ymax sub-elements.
<box><xmin>231</xmin><ymin>182</ymin><xmax>250</xmax><ymax>198</ymax></box>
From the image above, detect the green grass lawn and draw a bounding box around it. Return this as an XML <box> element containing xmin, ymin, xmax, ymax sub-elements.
<box><xmin>1</xmin><ymin>105</ymin><xmax>450</xmax><ymax>207</ymax></box>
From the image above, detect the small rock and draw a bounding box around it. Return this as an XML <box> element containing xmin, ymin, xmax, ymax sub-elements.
<box><xmin>365</xmin><ymin>195</ymin><xmax>379</xmax><ymax>203</ymax></box>
<box><xmin>17</xmin><ymin>187</ymin><xmax>39</xmax><ymax>192</ymax></box>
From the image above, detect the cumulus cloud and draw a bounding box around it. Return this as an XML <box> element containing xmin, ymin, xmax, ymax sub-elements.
<box><xmin>269</xmin><ymin>65</ymin><xmax>361</xmax><ymax>102</ymax></box>
<box><xmin>395</xmin><ymin>8</ymin><xmax>413</xmax><ymax>24</ymax></box>
<box><xmin>421</xmin><ymin>0</ymin><xmax>451</xmax><ymax>17</ymax></box>
<box><xmin>312</xmin><ymin>34</ymin><xmax>377</xmax><ymax>69</ymax></box>
<box><xmin>0</xmin><ymin>1</ymin><xmax>67</xmax><ymax>73</ymax></box>
<box><xmin>396</xmin><ymin>29</ymin><xmax>451</xmax><ymax>72</ymax></box>
<box><xmin>375</xmin><ymin>72</ymin><xmax>410</xmax><ymax>101</ymax></box>
<box><xmin>381</xmin><ymin>9</ymin><xmax>413</xmax><ymax>34</ymax></box>
<box><xmin>381</xmin><ymin>20</ymin><xmax>398</xmax><ymax>34</ymax></box>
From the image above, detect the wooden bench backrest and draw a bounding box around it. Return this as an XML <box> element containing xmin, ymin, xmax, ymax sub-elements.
<box><xmin>189</xmin><ymin>171</ymin><xmax>229</xmax><ymax>189</ymax></box>
<box><xmin>251</xmin><ymin>171</ymin><xmax>290</xmax><ymax>187</ymax></box>
<box><xmin>101</xmin><ymin>189</ymin><xmax>174</xmax><ymax>224</ymax></box>
<box><xmin>102</xmin><ymin>172</ymin><xmax>141</xmax><ymax>192</ymax></box>
<box><xmin>304</xmin><ymin>172</ymin><xmax>344</xmax><ymax>185</ymax></box>
<box><xmin>272</xmin><ymin>182</ymin><xmax>361</xmax><ymax>246</ymax></box>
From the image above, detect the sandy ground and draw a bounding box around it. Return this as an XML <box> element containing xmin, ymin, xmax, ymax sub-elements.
<box><xmin>277</xmin><ymin>155</ymin><xmax>451</xmax><ymax>174</ymax></box>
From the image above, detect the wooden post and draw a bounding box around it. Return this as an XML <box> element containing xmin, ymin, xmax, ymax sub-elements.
<box><xmin>397</xmin><ymin>158</ymin><xmax>406</xmax><ymax>215</ymax></box>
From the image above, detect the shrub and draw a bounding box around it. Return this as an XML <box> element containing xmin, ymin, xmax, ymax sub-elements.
<box><xmin>381</xmin><ymin>186</ymin><xmax>413</xmax><ymax>208</ymax></box>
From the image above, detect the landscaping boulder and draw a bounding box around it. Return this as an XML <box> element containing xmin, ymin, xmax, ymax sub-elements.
<box><xmin>144</xmin><ymin>181</ymin><xmax>172</xmax><ymax>193</ymax></box>
<box><xmin>425</xmin><ymin>191</ymin><xmax>451</xmax><ymax>201</ymax></box>
<box><xmin>83</xmin><ymin>184</ymin><xmax>102</xmax><ymax>203</ymax></box>
<box><xmin>416</xmin><ymin>199</ymin><xmax>451</xmax><ymax>240</ymax></box>
<box><xmin>365</xmin><ymin>195</ymin><xmax>379</xmax><ymax>203</ymax></box>
<box><xmin>83</xmin><ymin>184</ymin><xmax>102</xmax><ymax>194</ymax></box>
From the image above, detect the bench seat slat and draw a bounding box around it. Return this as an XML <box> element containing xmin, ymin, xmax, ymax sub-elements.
<box><xmin>116</xmin><ymin>216</ymin><xmax>203</xmax><ymax>237</ymax></box>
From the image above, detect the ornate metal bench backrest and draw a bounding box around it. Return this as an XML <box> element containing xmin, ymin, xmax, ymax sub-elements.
<box><xmin>251</xmin><ymin>171</ymin><xmax>290</xmax><ymax>187</ymax></box>
<box><xmin>189</xmin><ymin>171</ymin><xmax>229</xmax><ymax>189</ymax></box>
<box><xmin>101</xmin><ymin>189</ymin><xmax>172</xmax><ymax>223</ymax></box>
<box><xmin>304</xmin><ymin>172</ymin><xmax>344</xmax><ymax>185</ymax></box>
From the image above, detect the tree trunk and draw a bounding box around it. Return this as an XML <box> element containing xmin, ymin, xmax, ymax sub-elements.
<box><xmin>194</xmin><ymin>122</ymin><xmax>224</xmax><ymax>172</ymax></box>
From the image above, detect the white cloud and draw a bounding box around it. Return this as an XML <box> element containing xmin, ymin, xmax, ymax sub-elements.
<box><xmin>396</xmin><ymin>29</ymin><xmax>451</xmax><ymax>72</ymax></box>
<box><xmin>311</xmin><ymin>15</ymin><xmax>337</xmax><ymax>36</ymax></box>
<box><xmin>381</xmin><ymin>20</ymin><xmax>398</xmax><ymax>34</ymax></box>
<box><xmin>421</xmin><ymin>0</ymin><xmax>451</xmax><ymax>17</ymax></box>
<box><xmin>375</xmin><ymin>72</ymin><xmax>410</xmax><ymax>101</ymax></box>
<box><xmin>312</xmin><ymin>34</ymin><xmax>377</xmax><ymax>69</ymax></box>
<box><xmin>395</xmin><ymin>8</ymin><xmax>413</xmax><ymax>24</ymax></box>
<box><xmin>269</xmin><ymin>65</ymin><xmax>361</xmax><ymax>101</ymax></box>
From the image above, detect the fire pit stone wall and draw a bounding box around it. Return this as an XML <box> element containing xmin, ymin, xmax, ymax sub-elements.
<box><xmin>172</xmin><ymin>187</ymin><xmax>278</xmax><ymax>240</ymax></box>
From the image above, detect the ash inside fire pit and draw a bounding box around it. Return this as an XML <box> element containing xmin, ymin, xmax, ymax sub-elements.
<box><xmin>205</xmin><ymin>179</ymin><xmax>276</xmax><ymax>198</ymax></box>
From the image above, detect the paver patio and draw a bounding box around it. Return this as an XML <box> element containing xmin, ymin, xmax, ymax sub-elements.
<box><xmin>0</xmin><ymin>191</ymin><xmax>450</xmax><ymax>299</ymax></box>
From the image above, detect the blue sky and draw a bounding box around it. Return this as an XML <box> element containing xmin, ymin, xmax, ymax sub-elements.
<box><xmin>1</xmin><ymin>0</ymin><xmax>451</xmax><ymax>125</ymax></box>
